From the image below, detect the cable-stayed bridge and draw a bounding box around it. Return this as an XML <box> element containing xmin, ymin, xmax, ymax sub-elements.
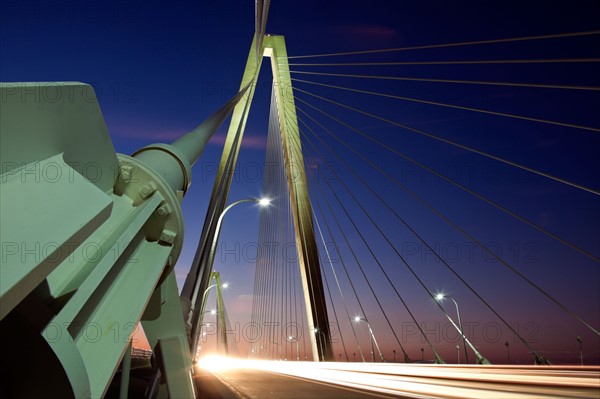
<box><xmin>0</xmin><ymin>1</ymin><xmax>599</xmax><ymax>398</ymax></box>
<box><xmin>186</xmin><ymin>15</ymin><xmax>600</xmax><ymax>396</ymax></box>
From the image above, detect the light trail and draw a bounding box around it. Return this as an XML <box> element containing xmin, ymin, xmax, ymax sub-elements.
<box><xmin>197</xmin><ymin>356</ymin><xmax>600</xmax><ymax>398</ymax></box>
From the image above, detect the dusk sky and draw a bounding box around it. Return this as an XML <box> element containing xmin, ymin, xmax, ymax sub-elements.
<box><xmin>2</xmin><ymin>0</ymin><xmax>599</xmax><ymax>364</ymax></box>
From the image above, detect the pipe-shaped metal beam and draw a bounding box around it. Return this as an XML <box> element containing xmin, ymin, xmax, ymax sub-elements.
<box><xmin>172</xmin><ymin>84</ymin><xmax>251</xmax><ymax>166</ymax></box>
<box><xmin>132</xmin><ymin>84</ymin><xmax>250</xmax><ymax>194</ymax></box>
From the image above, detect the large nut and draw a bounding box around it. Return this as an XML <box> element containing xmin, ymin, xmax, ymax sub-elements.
<box><xmin>120</xmin><ymin>164</ymin><xmax>134</xmax><ymax>181</ymax></box>
<box><xmin>155</xmin><ymin>203</ymin><xmax>172</xmax><ymax>217</ymax></box>
<box><xmin>159</xmin><ymin>230</ymin><xmax>177</xmax><ymax>245</ymax></box>
<box><xmin>140</xmin><ymin>182</ymin><xmax>157</xmax><ymax>199</ymax></box>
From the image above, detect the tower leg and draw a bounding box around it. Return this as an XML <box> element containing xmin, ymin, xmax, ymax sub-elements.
<box><xmin>264</xmin><ymin>35</ymin><xmax>334</xmax><ymax>361</ymax></box>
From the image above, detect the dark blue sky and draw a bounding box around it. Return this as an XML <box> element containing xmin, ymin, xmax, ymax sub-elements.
<box><xmin>2</xmin><ymin>0</ymin><xmax>599</xmax><ymax>364</ymax></box>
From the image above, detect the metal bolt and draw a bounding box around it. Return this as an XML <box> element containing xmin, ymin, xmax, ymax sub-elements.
<box><xmin>120</xmin><ymin>164</ymin><xmax>134</xmax><ymax>181</ymax></box>
<box><xmin>156</xmin><ymin>203</ymin><xmax>172</xmax><ymax>216</ymax></box>
<box><xmin>140</xmin><ymin>182</ymin><xmax>157</xmax><ymax>199</ymax></box>
<box><xmin>159</xmin><ymin>230</ymin><xmax>177</xmax><ymax>245</ymax></box>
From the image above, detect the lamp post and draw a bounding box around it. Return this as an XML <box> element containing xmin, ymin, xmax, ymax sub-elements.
<box><xmin>354</xmin><ymin>316</ymin><xmax>384</xmax><ymax>362</ymax></box>
<box><xmin>312</xmin><ymin>327</ymin><xmax>332</xmax><ymax>361</ymax></box>
<box><xmin>288</xmin><ymin>336</ymin><xmax>300</xmax><ymax>361</ymax></box>
<box><xmin>188</xmin><ymin>197</ymin><xmax>270</xmax><ymax>355</ymax></box>
<box><xmin>192</xmin><ymin>198</ymin><xmax>269</xmax><ymax>312</ymax></box>
<box><xmin>435</xmin><ymin>294</ymin><xmax>470</xmax><ymax>364</ymax></box>
<box><xmin>576</xmin><ymin>336</ymin><xmax>583</xmax><ymax>366</ymax></box>
<box><xmin>191</xmin><ymin>279</ymin><xmax>228</xmax><ymax>359</ymax></box>
<box><xmin>456</xmin><ymin>345</ymin><xmax>460</xmax><ymax>364</ymax></box>
<box><xmin>189</xmin><ymin>284</ymin><xmax>223</xmax><ymax>334</ymax></box>
<box><xmin>276</xmin><ymin>342</ymin><xmax>283</xmax><ymax>361</ymax></box>
<box><xmin>197</xmin><ymin>282</ymin><xmax>228</xmax><ymax>323</ymax></box>
<box><xmin>435</xmin><ymin>293</ymin><xmax>490</xmax><ymax>365</ymax></box>
<box><xmin>198</xmin><ymin>324</ymin><xmax>213</xmax><ymax>352</ymax></box>
<box><xmin>197</xmin><ymin>309</ymin><xmax>216</xmax><ymax>349</ymax></box>
<box><xmin>505</xmin><ymin>341</ymin><xmax>510</xmax><ymax>363</ymax></box>
<box><xmin>206</xmin><ymin>198</ymin><xmax>271</xmax><ymax>283</ymax></box>
<box><xmin>199</xmin><ymin>284</ymin><xmax>227</xmax><ymax>315</ymax></box>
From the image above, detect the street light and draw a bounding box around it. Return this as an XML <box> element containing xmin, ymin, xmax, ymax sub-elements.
<box><xmin>435</xmin><ymin>293</ymin><xmax>469</xmax><ymax>364</ymax></box>
<box><xmin>435</xmin><ymin>293</ymin><xmax>490</xmax><ymax>365</ymax></box>
<box><xmin>197</xmin><ymin>197</ymin><xmax>266</xmax><ymax>316</ymax></box>
<box><xmin>456</xmin><ymin>345</ymin><xmax>460</xmax><ymax>364</ymax></box>
<box><xmin>189</xmin><ymin>198</ymin><xmax>269</xmax><ymax>314</ymax></box>
<box><xmin>258</xmin><ymin>198</ymin><xmax>271</xmax><ymax>207</ymax></box>
<box><xmin>576</xmin><ymin>336</ymin><xmax>583</xmax><ymax>366</ymax></box>
<box><xmin>200</xmin><ymin>308</ymin><xmax>217</xmax><ymax>318</ymax></box>
<box><xmin>191</xmin><ymin>281</ymin><xmax>228</xmax><ymax>359</ymax></box>
<box><xmin>193</xmin><ymin>281</ymin><xmax>229</xmax><ymax>321</ymax></box>
<box><xmin>188</xmin><ymin>197</ymin><xmax>269</xmax><ymax>356</ymax></box>
<box><xmin>353</xmin><ymin>316</ymin><xmax>384</xmax><ymax>362</ymax></box>
<box><xmin>210</xmin><ymin>197</ymin><xmax>271</xmax><ymax>267</ymax></box>
<box><xmin>288</xmin><ymin>335</ymin><xmax>300</xmax><ymax>361</ymax></box>
<box><xmin>199</xmin><ymin>282</ymin><xmax>228</xmax><ymax>317</ymax></box>
<box><xmin>275</xmin><ymin>342</ymin><xmax>283</xmax><ymax>361</ymax></box>
<box><xmin>312</xmin><ymin>327</ymin><xmax>333</xmax><ymax>361</ymax></box>
<box><xmin>188</xmin><ymin>283</ymin><xmax>224</xmax><ymax>328</ymax></box>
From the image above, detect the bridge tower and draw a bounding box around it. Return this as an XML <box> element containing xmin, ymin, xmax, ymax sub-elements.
<box><xmin>182</xmin><ymin>35</ymin><xmax>334</xmax><ymax>361</ymax></box>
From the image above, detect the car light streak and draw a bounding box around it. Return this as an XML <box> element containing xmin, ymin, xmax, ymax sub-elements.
<box><xmin>196</xmin><ymin>356</ymin><xmax>600</xmax><ymax>398</ymax></box>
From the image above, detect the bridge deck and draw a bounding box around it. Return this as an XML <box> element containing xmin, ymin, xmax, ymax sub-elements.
<box><xmin>198</xmin><ymin>367</ymin><xmax>404</xmax><ymax>399</ymax></box>
<box><xmin>195</xmin><ymin>359</ymin><xmax>600</xmax><ymax>399</ymax></box>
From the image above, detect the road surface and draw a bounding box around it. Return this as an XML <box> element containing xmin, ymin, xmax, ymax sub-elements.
<box><xmin>195</xmin><ymin>357</ymin><xmax>600</xmax><ymax>399</ymax></box>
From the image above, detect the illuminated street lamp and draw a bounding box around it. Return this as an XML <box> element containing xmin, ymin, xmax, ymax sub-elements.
<box><xmin>202</xmin><ymin>197</ymin><xmax>269</xmax><ymax>303</ymax></box>
<box><xmin>212</xmin><ymin>197</ymin><xmax>270</xmax><ymax>257</ymax></box>
<box><xmin>288</xmin><ymin>335</ymin><xmax>300</xmax><ymax>361</ymax></box>
<box><xmin>199</xmin><ymin>282</ymin><xmax>228</xmax><ymax>315</ymax></box>
<box><xmin>435</xmin><ymin>293</ymin><xmax>490</xmax><ymax>365</ymax></box>
<box><xmin>353</xmin><ymin>316</ymin><xmax>384</xmax><ymax>362</ymax></box>
<box><xmin>189</xmin><ymin>282</ymin><xmax>227</xmax><ymax>328</ymax></box>
<box><xmin>188</xmin><ymin>197</ymin><xmax>269</xmax><ymax>356</ymax></box>
<box><xmin>189</xmin><ymin>198</ymin><xmax>269</xmax><ymax>315</ymax></box>
<box><xmin>191</xmin><ymin>280</ymin><xmax>228</xmax><ymax>359</ymax></box>
<box><xmin>435</xmin><ymin>293</ymin><xmax>469</xmax><ymax>364</ymax></box>
<box><xmin>311</xmin><ymin>327</ymin><xmax>330</xmax><ymax>361</ymax></box>
<box><xmin>201</xmin><ymin>309</ymin><xmax>216</xmax><ymax>325</ymax></box>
